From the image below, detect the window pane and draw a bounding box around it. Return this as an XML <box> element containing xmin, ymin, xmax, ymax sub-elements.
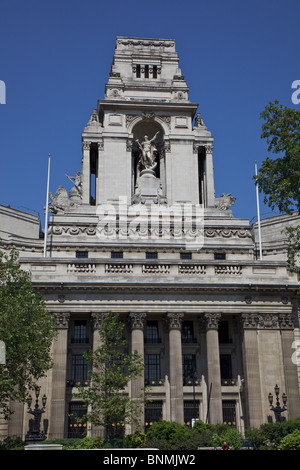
<box><xmin>145</xmin><ymin>354</ymin><xmax>160</xmax><ymax>381</ymax></box>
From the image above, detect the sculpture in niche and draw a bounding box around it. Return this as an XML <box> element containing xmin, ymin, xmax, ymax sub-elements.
<box><xmin>136</xmin><ymin>131</ymin><xmax>159</xmax><ymax>174</ymax></box>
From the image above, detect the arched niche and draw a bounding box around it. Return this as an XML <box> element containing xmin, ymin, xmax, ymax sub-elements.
<box><xmin>131</xmin><ymin>119</ymin><xmax>166</xmax><ymax>196</ymax></box>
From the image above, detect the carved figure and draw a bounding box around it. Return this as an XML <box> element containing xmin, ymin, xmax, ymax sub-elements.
<box><xmin>66</xmin><ymin>171</ymin><xmax>82</xmax><ymax>197</ymax></box>
<box><xmin>215</xmin><ymin>193</ymin><xmax>236</xmax><ymax>210</ymax></box>
<box><xmin>48</xmin><ymin>186</ymin><xmax>72</xmax><ymax>214</ymax></box>
<box><xmin>136</xmin><ymin>132</ymin><xmax>159</xmax><ymax>171</ymax></box>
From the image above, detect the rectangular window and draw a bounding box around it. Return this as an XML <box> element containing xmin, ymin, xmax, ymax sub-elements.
<box><xmin>182</xmin><ymin>321</ymin><xmax>195</xmax><ymax>343</ymax></box>
<box><xmin>144</xmin><ymin>65</ymin><xmax>149</xmax><ymax>78</ymax></box>
<box><xmin>220</xmin><ymin>354</ymin><xmax>232</xmax><ymax>380</ymax></box>
<box><xmin>71</xmin><ymin>355</ymin><xmax>87</xmax><ymax>383</ymax></box>
<box><xmin>153</xmin><ymin>65</ymin><xmax>158</xmax><ymax>79</ymax></box>
<box><xmin>76</xmin><ymin>251</ymin><xmax>88</xmax><ymax>258</ymax></box>
<box><xmin>219</xmin><ymin>321</ymin><xmax>231</xmax><ymax>344</ymax></box>
<box><xmin>72</xmin><ymin>320</ymin><xmax>88</xmax><ymax>344</ymax></box>
<box><xmin>145</xmin><ymin>354</ymin><xmax>160</xmax><ymax>383</ymax></box>
<box><xmin>68</xmin><ymin>402</ymin><xmax>87</xmax><ymax>438</ymax></box>
<box><xmin>146</xmin><ymin>321</ymin><xmax>160</xmax><ymax>343</ymax></box>
<box><xmin>111</xmin><ymin>251</ymin><xmax>123</xmax><ymax>259</ymax></box>
<box><xmin>222</xmin><ymin>401</ymin><xmax>236</xmax><ymax>427</ymax></box>
<box><xmin>182</xmin><ymin>354</ymin><xmax>196</xmax><ymax>384</ymax></box>
<box><xmin>180</xmin><ymin>252</ymin><xmax>192</xmax><ymax>260</ymax></box>
<box><xmin>146</xmin><ymin>252</ymin><xmax>158</xmax><ymax>259</ymax></box>
<box><xmin>136</xmin><ymin>64</ymin><xmax>141</xmax><ymax>78</ymax></box>
<box><xmin>145</xmin><ymin>401</ymin><xmax>162</xmax><ymax>430</ymax></box>
<box><xmin>184</xmin><ymin>400</ymin><xmax>199</xmax><ymax>427</ymax></box>
<box><xmin>214</xmin><ymin>253</ymin><xmax>226</xmax><ymax>260</ymax></box>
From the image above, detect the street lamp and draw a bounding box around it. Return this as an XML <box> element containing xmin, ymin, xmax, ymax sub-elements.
<box><xmin>268</xmin><ymin>384</ymin><xmax>287</xmax><ymax>423</ymax></box>
<box><xmin>25</xmin><ymin>386</ymin><xmax>47</xmax><ymax>443</ymax></box>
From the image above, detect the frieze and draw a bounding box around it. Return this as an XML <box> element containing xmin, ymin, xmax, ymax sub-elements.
<box><xmin>117</xmin><ymin>39</ymin><xmax>175</xmax><ymax>48</ymax></box>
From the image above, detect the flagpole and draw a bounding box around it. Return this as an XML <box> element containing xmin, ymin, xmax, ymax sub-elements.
<box><xmin>43</xmin><ymin>153</ymin><xmax>51</xmax><ymax>258</ymax></box>
<box><xmin>255</xmin><ymin>160</ymin><xmax>263</xmax><ymax>260</ymax></box>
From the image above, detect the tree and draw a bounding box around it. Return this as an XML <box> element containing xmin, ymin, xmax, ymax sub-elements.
<box><xmin>0</xmin><ymin>247</ymin><xmax>57</xmax><ymax>419</ymax></box>
<box><xmin>74</xmin><ymin>312</ymin><xmax>149</xmax><ymax>439</ymax></box>
<box><xmin>255</xmin><ymin>100</ymin><xmax>300</xmax><ymax>273</ymax></box>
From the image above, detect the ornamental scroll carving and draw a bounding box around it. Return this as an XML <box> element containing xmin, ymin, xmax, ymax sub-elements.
<box><xmin>56</xmin><ymin>313</ymin><xmax>70</xmax><ymax>329</ymax></box>
<box><xmin>241</xmin><ymin>313</ymin><xmax>294</xmax><ymax>330</ymax></box>
<box><xmin>129</xmin><ymin>312</ymin><xmax>146</xmax><ymax>330</ymax></box>
<box><xmin>166</xmin><ymin>312</ymin><xmax>184</xmax><ymax>330</ymax></box>
<box><xmin>91</xmin><ymin>312</ymin><xmax>107</xmax><ymax>330</ymax></box>
<box><xmin>203</xmin><ymin>313</ymin><xmax>221</xmax><ymax>330</ymax></box>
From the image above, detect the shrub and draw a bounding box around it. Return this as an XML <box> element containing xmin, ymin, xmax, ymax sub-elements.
<box><xmin>145</xmin><ymin>420</ymin><xmax>190</xmax><ymax>450</ymax></box>
<box><xmin>278</xmin><ymin>430</ymin><xmax>300</xmax><ymax>450</ymax></box>
<box><xmin>0</xmin><ymin>437</ymin><xmax>25</xmax><ymax>450</ymax></box>
<box><xmin>123</xmin><ymin>431</ymin><xmax>146</xmax><ymax>448</ymax></box>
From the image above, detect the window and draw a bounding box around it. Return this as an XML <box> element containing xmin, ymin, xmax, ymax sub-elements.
<box><xmin>153</xmin><ymin>65</ymin><xmax>158</xmax><ymax>79</ymax></box>
<box><xmin>214</xmin><ymin>253</ymin><xmax>226</xmax><ymax>260</ymax></box>
<box><xmin>182</xmin><ymin>321</ymin><xmax>195</xmax><ymax>343</ymax></box>
<box><xmin>219</xmin><ymin>321</ymin><xmax>231</xmax><ymax>344</ymax></box>
<box><xmin>220</xmin><ymin>354</ymin><xmax>232</xmax><ymax>380</ymax></box>
<box><xmin>136</xmin><ymin>64</ymin><xmax>141</xmax><ymax>78</ymax></box>
<box><xmin>146</xmin><ymin>252</ymin><xmax>158</xmax><ymax>260</ymax></box>
<box><xmin>146</xmin><ymin>321</ymin><xmax>160</xmax><ymax>343</ymax></box>
<box><xmin>180</xmin><ymin>252</ymin><xmax>192</xmax><ymax>260</ymax></box>
<box><xmin>145</xmin><ymin>401</ymin><xmax>162</xmax><ymax>430</ymax></box>
<box><xmin>182</xmin><ymin>354</ymin><xmax>196</xmax><ymax>384</ymax></box>
<box><xmin>144</xmin><ymin>65</ymin><xmax>149</xmax><ymax>78</ymax></box>
<box><xmin>111</xmin><ymin>251</ymin><xmax>123</xmax><ymax>259</ymax></box>
<box><xmin>222</xmin><ymin>401</ymin><xmax>236</xmax><ymax>427</ymax></box>
<box><xmin>68</xmin><ymin>402</ymin><xmax>87</xmax><ymax>437</ymax></box>
<box><xmin>145</xmin><ymin>354</ymin><xmax>160</xmax><ymax>383</ymax></box>
<box><xmin>184</xmin><ymin>401</ymin><xmax>199</xmax><ymax>427</ymax></box>
<box><xmin>72</xmin><ymin>320</ymin><xmax>89</xmax><ymax>344</ymax></box>
<box><xmin>71</xmin><ymin>355</ymin><xmax>87</xmax><ymax>383</ymax></box>
<box><xmin>76</xmin><ymin>251</ymin><xmax>88</xmax><ymax>258</ymax></box>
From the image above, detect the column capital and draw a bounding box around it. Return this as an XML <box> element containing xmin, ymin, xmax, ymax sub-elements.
<box><xmin>203</xmin><ymin>312</ymin><xmax>221</xmax><ymax>330</ymax></box>
<box><xmin>56</xmin><ymin>312</ymin><xmax>70</xmax><ymax>329</ymax></box>
<box><xmin>128</xmin><ymin>312</ymin><xmax>146</xmax><ymax>330</ymax></box>
<box><xmin>166</xmin><ymin>312</ymin><xmax>184</xmax><ymax>330</ymax></box>
<box><xmin>90</xmin><ymin>312</ymin><xmax>107</xmax><ymax>330</ymax></box>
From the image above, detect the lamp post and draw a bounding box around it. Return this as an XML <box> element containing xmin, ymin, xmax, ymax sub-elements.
<box><xmin>268</xmin><ymin>384</ymin><xmax>287</xmax><ymax>423</ymax></box>
<box><xmin>25</xmin><ymin>386</ymin><xmax>47</xmax><ymax>443</ymax></box>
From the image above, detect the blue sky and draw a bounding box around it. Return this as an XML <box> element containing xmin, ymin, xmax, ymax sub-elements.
<box><xmin>0</xmin><ymin>0</ymin><xmax>299</xmax><ymax>230</ymax></box>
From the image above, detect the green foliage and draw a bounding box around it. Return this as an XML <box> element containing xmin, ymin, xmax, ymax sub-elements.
<box><xmin>0</xmin><ymin>247</ymin><xmax>57</xmax><ymax>419</ymax></box>
<box><xmin>278</xmin><ymin>429</ymin><xmax>300</xmax><ymax>450</ymax></box>
<box><xmin>245</xmin><ymin>418</ymin><xmax>300</xmax><ymax>450</ymax></box>
<box><xmin>256</xmin><ymin>100</ymin><xmax>300</xmax><ymax>214</ymax></box>
<box><xmin>0</xmin><ymin>436</ymin><xmax>25</xmax><ymax>450</ymax></box>
<box><xmin>123</xmin><ymin>430</ymin><xmax>146</xmax><ymax>448</ymax></box>
<box><xmin>74</xmin><ymin>312</ymin><xmax>149</xmax><ymax>439</ymax></box>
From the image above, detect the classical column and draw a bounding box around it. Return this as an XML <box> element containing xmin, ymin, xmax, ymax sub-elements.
<box><xmin>81</xmin><ymin>141</ymin><xmax>91</xmax><ymax>204</ymax></box>
<box><xmin>166</xmin><ymin>312</ymin><xmax>184</xmax><ymax>424</ymax></box>
<box><xmin>204</xmin><ymin>312</ymin><xmax>222</xmax><ymax>424</ymax></box>
<box><xmin>241</xmin><ymin>313</ymin><xmax>263</xmax><ymax>428</ymax></box>
<box><xmin>90</xmin><ymin>312</ymin><xmax>106</xmax><ymax>438</ymax></box>
<box><xmin>129</xmin><ymin>312</ymin><xmax>146</xmax><ymax>431</ymax></box>
<box><xmin>49</xmin><ymin>312</ymin><xmax>70</xmax><ymax>438</ymax></box>
<box><xmin>205</xmin><ymin>145</ymin><xmax>215</xmax><ymax>207</ymax></box>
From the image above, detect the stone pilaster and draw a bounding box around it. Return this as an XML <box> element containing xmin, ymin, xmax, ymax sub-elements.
<box><xmin>49</xmin><ymin>312</ymin><xmax>70</xmax><ymax>438</ymax></box>
<box><xmin>203</xmin><ymin>312</ymin><xmax>222</xmax><ymax>424</ymax></box>
<box><xmin>81</xmin><ymin>141</ymin><xmax>91</xmax><ymax>204</ymax></box>
<box><xmin>166</xmin><ymin>312</ymin><xmax>184</xmax><ymax>424</ymax></box>
<box><xmin>205</xmin><ymin>145</ymin><xmax>215</xmax><ymax>207</ymax></box>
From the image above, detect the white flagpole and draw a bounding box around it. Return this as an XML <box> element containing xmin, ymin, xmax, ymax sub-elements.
<box><xmin>43</xmin><ymin>153</ymin><xmax>51</xmax><ymax>258</ymax></box>
<box><xmin>255</xmin><ymin>160</ymin><xmax>263</xmax><ymax>260</ymax></box>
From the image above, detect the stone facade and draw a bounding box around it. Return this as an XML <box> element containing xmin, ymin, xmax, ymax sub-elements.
<box><xmin>0</xmin><ymin>37</ymin><xmax>299</xmax><ymax>439</ymax></box>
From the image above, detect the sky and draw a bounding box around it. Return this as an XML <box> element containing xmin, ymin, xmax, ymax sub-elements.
<box><xmin>0</xmin><ymin>0</ymin><xmax>299</xmax><ymax>231</ymax></box>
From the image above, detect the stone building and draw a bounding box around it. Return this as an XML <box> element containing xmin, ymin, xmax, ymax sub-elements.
<box><xmin>0</xmin><ymin>37</ymin><xmax>299</xmax><ymax>440</ymax></box>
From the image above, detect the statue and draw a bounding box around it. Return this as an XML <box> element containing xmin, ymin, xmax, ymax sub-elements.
<box><xmin>136</xmin><ymin>131</ymin><xmax>159</xmax><ymax>172</ymax></box>
<box><xmin>66</xmin><ymin>171</ymin><xmax>82</xmax><ymax>198</ymax></box>
<box><xmin>48</xmin><ymin>186</ymin><xmax>72</xmax><ymax>214</ymax></box>
<box><xmin>215</xmin><ymin>193</ymin><xmax>236</xmax><ymax>210</ymax></box>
